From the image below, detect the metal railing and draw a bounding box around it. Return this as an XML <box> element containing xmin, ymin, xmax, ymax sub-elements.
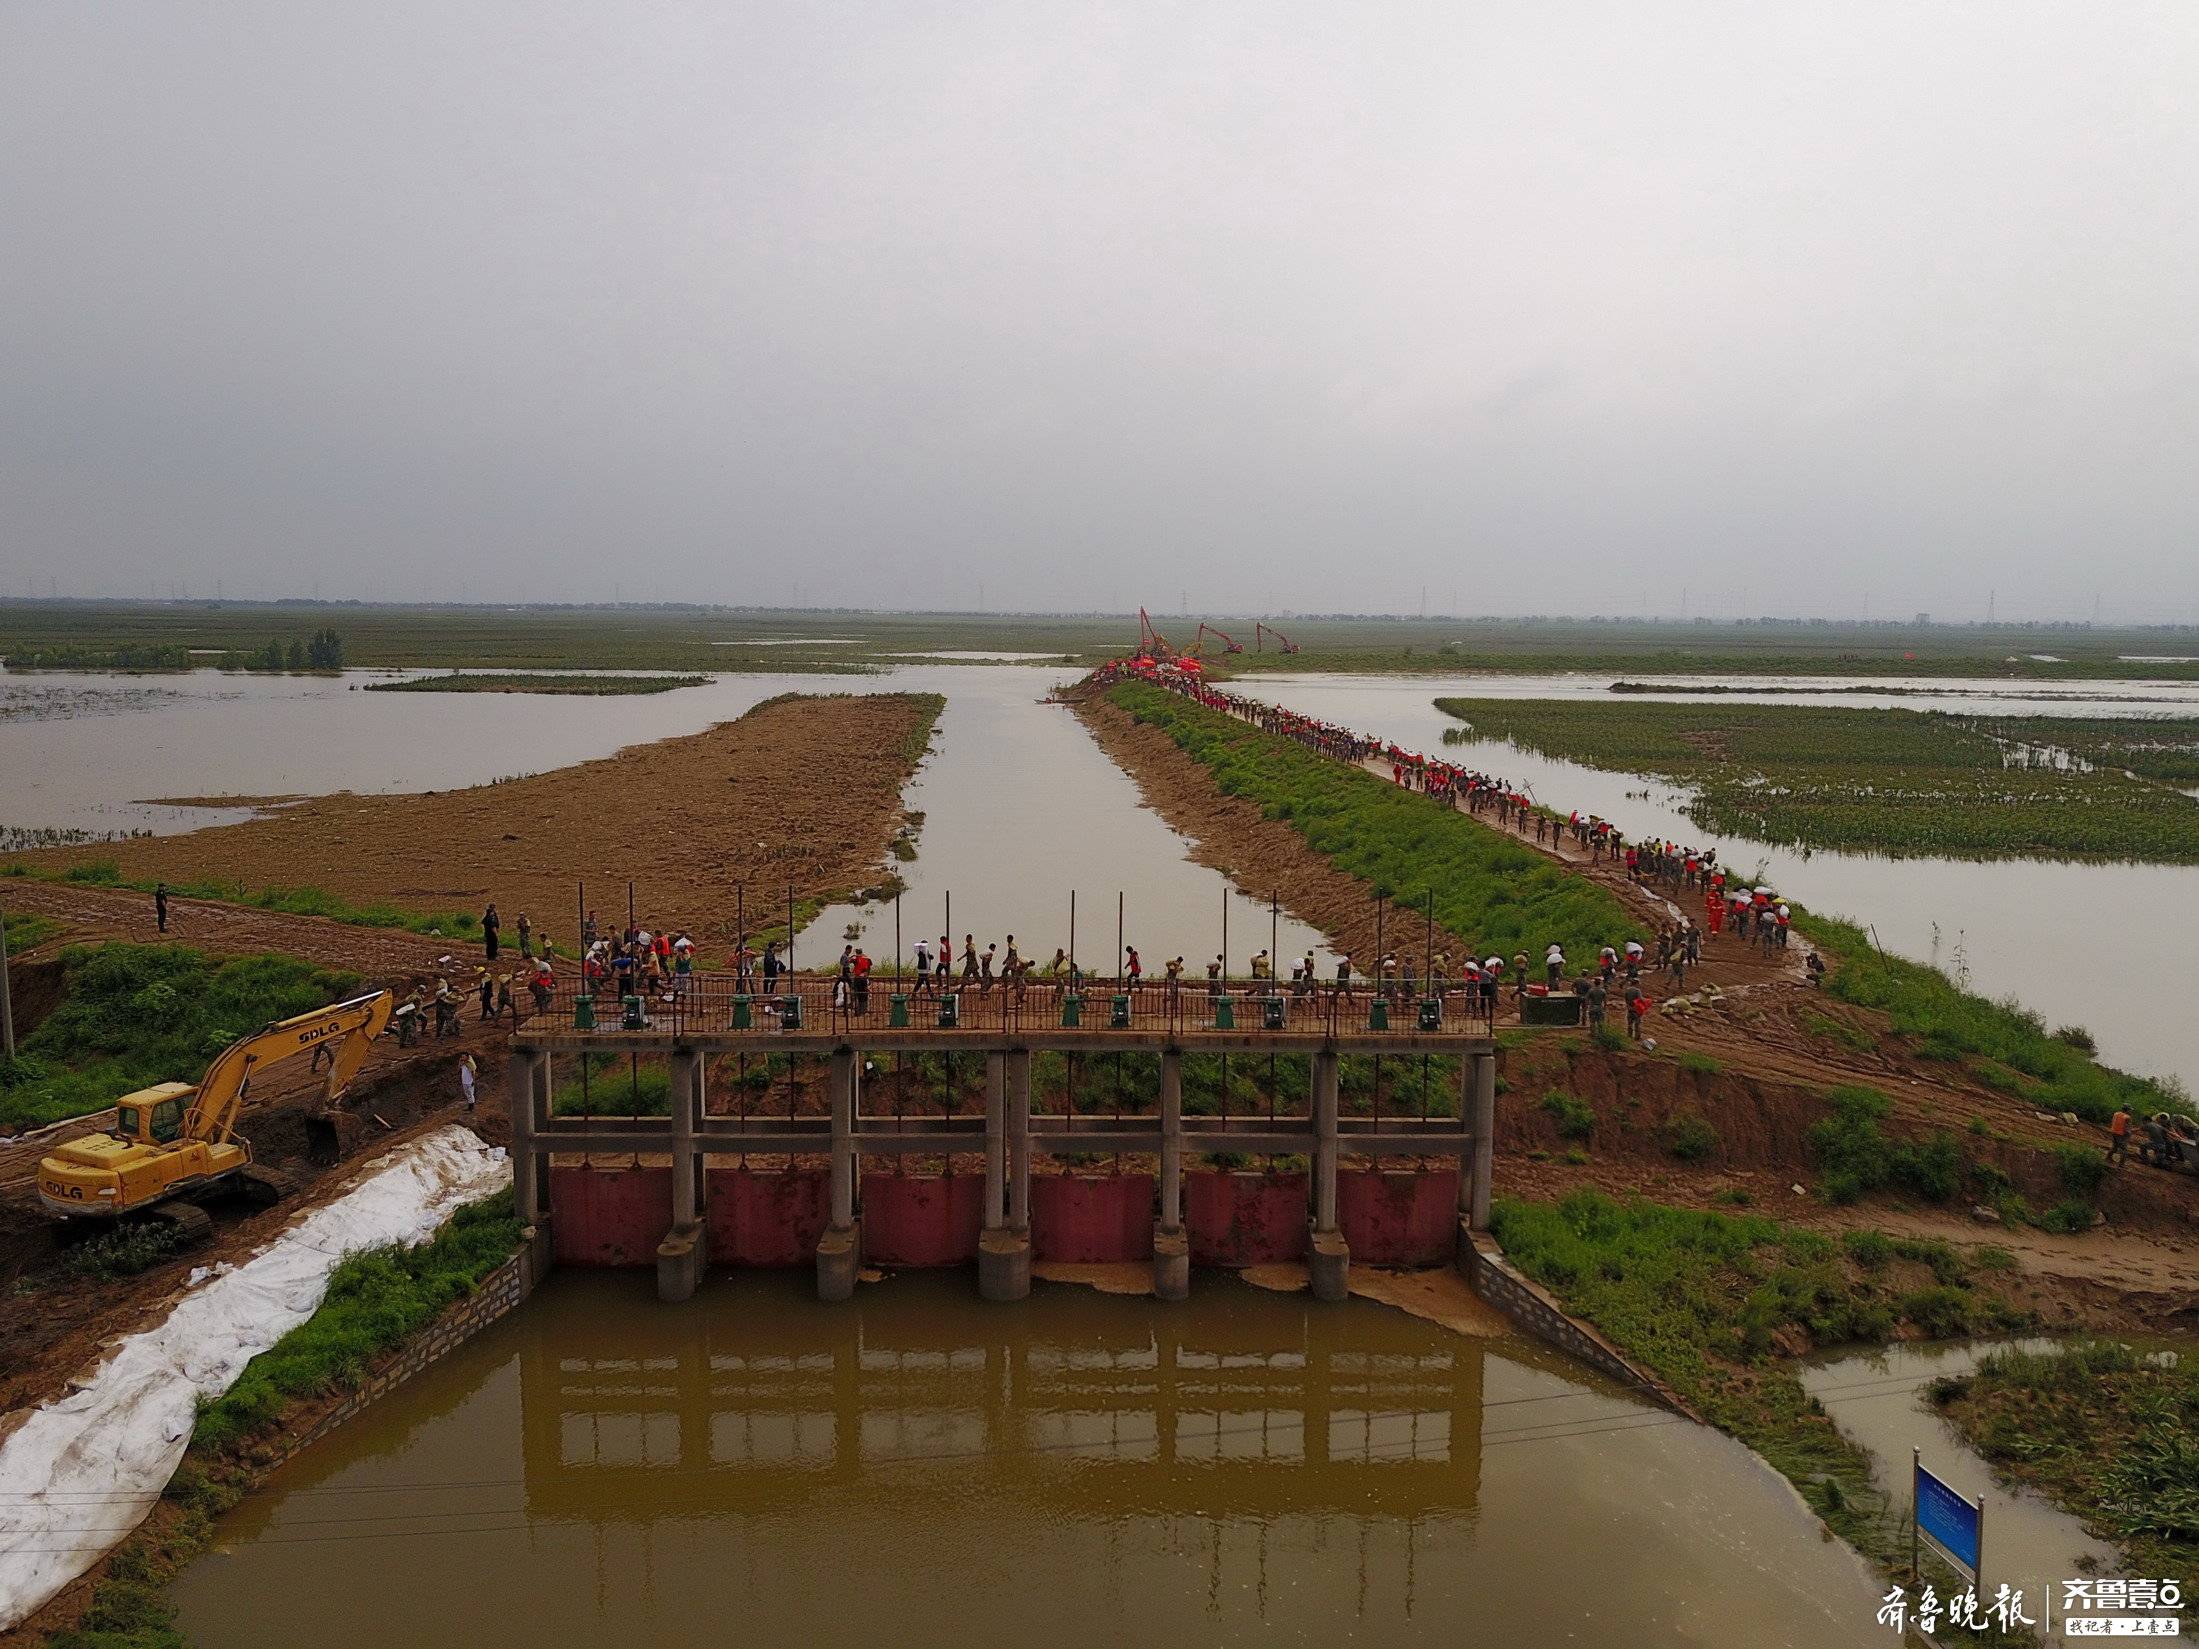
<box><xmin>522</xmin><ymin>972</ymin><xmax>1495</xmax><ymax>1042</ymax></box>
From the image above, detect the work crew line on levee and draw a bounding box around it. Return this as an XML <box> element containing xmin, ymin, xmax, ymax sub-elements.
<box><xmin>414</xmin><ymin>666</ymin><xmax>1813</xmax><ymax>1043</ymax></box>
<box><xmin>1082</xmin><ymin>658</ymin><xmax>1823</xmax><ymax>1035</ymax></box>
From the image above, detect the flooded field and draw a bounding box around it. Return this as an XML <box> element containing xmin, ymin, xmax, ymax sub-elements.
<box><xmin>1235</xmin><ymin>674</ymin><xmax>2199</xmax><ymax>1093</ymax></box>
<box><xmin>1272</xmin><ymin>670</ymin><xmax>2199</xmax><ymax>716</ymax></box>
<box><xmin>168</xmin><ymin>1272</ymin><xmax>1883</xmax><ymax>1649</ymax></box>
<box><xmin>9</xmin><ymin>660</ymin><xmax>2191</xmax><ymax>1086</ymax></box>
<box><xmin>0</xmin><ymin>665</ymin><xmax>1329</xmax><ymax>968</ymax></box>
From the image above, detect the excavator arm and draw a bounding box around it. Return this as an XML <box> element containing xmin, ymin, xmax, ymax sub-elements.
<box><xmin>184</xmin><ymin>990</ymin><xmax>395</xmax><ymax>1147</ymax></box>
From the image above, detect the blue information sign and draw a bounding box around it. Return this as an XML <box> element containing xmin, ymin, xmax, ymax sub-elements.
<box><xmin>1915</xmin><ymin>1458</ymin><xmax>1981</xmax><ymax>1576</ymax></box>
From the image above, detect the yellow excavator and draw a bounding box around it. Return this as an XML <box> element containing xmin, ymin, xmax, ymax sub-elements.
<box><xmin>37</xmin><ymin>990</ymin><xmax>394</xmax><ymax>1235</ymax></box>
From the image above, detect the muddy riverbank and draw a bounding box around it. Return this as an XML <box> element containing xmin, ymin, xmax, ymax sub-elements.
<box><xmin>11</xmin><ymin>693</ymin><xmax>940</xmax><ymax>952</ymax></box>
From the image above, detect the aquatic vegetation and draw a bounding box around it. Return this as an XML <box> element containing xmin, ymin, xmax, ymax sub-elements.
<box><xmin>0</xmin><ymin>824</ymin><xmax>152</xmax><ymax>853</ymax></box>
<box><xmin>1933</xmin><ymin>1340</ymin><xmax>2198</xmax><ymax>1591</ymax></box>
<box><xmin>1435</xmin><ymin>697</ymin><xmax>2199</xmax><ymax>863</ymax></box>
<box><xmin>2</xmin><ymin>643</ymin><xmax>194</xmax><ymax>670</ymax></box>
<box><xmin>365</xmin><ymin>672</ymin><xmax>706</xmax><ymax>694</ymax></box>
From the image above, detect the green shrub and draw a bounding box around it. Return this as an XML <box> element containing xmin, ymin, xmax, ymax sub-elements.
<box><xmin>1676</xmin><ymin>1050</ymin><xmax>1722</xmax><ymax>1075</ymax></box>
<box><xmin>2039</xmin><ymin>1199</ymin><xmax>2096</xmax><ymax>1236</ymax></box>
<box><xmin>64</xmin><ymin>1220</ymin><xmax>188</xmax><ymax>1281</ymax></box>
<box><xmin>1842</xmin><ymin>1229</ymin><xmax>1893</xmax><ymax>1270</ymax></box>
<box><xmin>1898</xmin><ymin>1286</ymin><xmax>1974</xmax><ymax>1338</ymax></box>
<box><xmin>1665</xmin><ymin>1114</ymin><xmax>1720</xmax><ymax>1162</ymax></box>
<box><xmin>0</xmin><ymin>945</ymin><xmax>363</xmax><ymax>1132</ymax></box>
<box><xmin>1892</xmin><ymin>1133</ymin><xmax>1963</xmax><ymax>1203</ymax></box>
<box><xmin>555</xmin><ymin>1055</ymin><xmax>673</xmax><ymax>1116</ymax></box>
<box><xmin>47</xmin><ymin>1576</ymin><xmax>187</xmax><ymax>1649</ymax></box>
<box><xmin>1807</xmin><ymin>1085</ymin><xmax>1963</xmax><ymax>1205</ymax></box>
<box><xmin>2054</xmin><ymin>1142</ymin><xmax>2112</xmax><ymax>1200</ymax></box>
<box><xmin>1800</xmin><ymin>1010</ymin><xmax>1874</xmax><ymax>1051</ymax></box>
<box><xmin>1541</xmin><ymin>1090</ymin><xmax>1596</xmax><ymax>1141</ymax></box>
<box><xmin>1890</xmin><ymin>1237</ymin><xmax>1969</xmax><ymax>1287</ymax></box>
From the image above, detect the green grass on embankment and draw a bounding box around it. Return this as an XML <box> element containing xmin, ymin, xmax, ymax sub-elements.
<box><xmin>1109</xmin><ymin>679</ymin><xmax>2188</xmax><ymax>1129</ymax></box>
<box><xmin>47</xmin><ymin>1192</ymin><xmax>523</xmax><ymax>1649</ymax></box>
<box><xmin>1435</xmin><ymin>697</ymin><xmax>2199</xmax><ymax>863</ymax></box>
<box><xmin>0</xmin><ymin>944</ymin><xmax>361</xmax><ymax>1131</ymax></box>
<box><xmin>2</xmin><ymin>911</ymin><xmax>64</xmax><ymax>954</ymax></box>
<box><xmin>1801</xmin><ymin>913</ymin><xmax>2183</xmax><ymax>1127</ymax></box>
<box><xmin>1928</xmin><ymin>1339</ymin><xmax>2198</xmax><ymax>1595</ymax></box>
<box><xmin>1</xmin><ymin>858</ymin><xmax>481</xmax><ymax>941</ymax></box>
<box><xmin>364</xmin><ymin>672</ymin><xmax>708</xmax><ymax>695</ymax></box>
<box><xmin>1493</xmin><ymin>1193</ymin><xmax>2034</xmax><ymax>1583</ymax></box>
<box><xmin>1108</xmin><ymin>682</ymin><xmax>1638</xmax><ymax>963</ymax></box>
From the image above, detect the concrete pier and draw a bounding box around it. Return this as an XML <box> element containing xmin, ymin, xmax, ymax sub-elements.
<box><xmin>655</xmin><ymin>1050</ymin><xmax>705</xmax><ymax>1302</ymax></box>
<box><xmin>508</xmin><ymin>1020</ymin><xmax>1500</xmax><ymax>1301</ymax></box>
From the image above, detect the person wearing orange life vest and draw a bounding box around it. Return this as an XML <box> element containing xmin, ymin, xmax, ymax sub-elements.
<box><xmin>2106</xmin><ymin>1107</ymin><xmax>2132</xmax><ymax>1166</ymax></box>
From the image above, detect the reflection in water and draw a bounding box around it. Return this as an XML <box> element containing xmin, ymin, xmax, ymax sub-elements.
<box><xmin>172</xmin><ymin>1274</ymin><xmax>1881</xmax><ymax>1649</ymax></box>
<box><xmin>803</xmin><ymin>673</ymin><xmax>1337</xmax><ymax>969</ymax></box>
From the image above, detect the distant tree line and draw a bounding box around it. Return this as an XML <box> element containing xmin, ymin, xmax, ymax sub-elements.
<box><xmin>236</xmin><ymin>628</ymin><xmax>345</xmax><ymax>671</ymax></box>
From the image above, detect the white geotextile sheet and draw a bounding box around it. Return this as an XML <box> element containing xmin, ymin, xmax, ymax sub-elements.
<box><xmin>0</xmin><ymin>1125</ymin><xmax>512</xmax><ymax>1629</ymax></box>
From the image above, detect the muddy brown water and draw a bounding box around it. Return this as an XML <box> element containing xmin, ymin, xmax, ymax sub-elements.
<box><xmin>167</xmin><ymin>1272</ymin><xmax>1882</xmax><ymax>1649</ymax></box>
<box><xmin>1800</xmin><ymin>1340</ymin><xmax>2121</xmax><ymax>1596</ymax></box>
<box><xmin>0</xmin><ymin>664</ymin><xmax>1334</xmax><ymax>970</ymax></box>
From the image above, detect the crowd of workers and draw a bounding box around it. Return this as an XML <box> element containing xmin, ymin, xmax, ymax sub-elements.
<box><xmin>1085</xmin><ymin>659</ymin><xmax>1821</xmax><ymax>1018</ymax></box>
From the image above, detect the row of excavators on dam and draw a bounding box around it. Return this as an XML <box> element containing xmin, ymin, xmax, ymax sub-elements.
<box><xmin>1128</xmin><ymin>609</ymin><xmax>1298</xmax><ymax>671</ymax></box>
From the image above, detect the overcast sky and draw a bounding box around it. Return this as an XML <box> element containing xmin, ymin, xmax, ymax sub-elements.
<box><xmin>2</xmin><ymin>3</ymin><xmax>2194</xmax><ymax>620</ymax></box>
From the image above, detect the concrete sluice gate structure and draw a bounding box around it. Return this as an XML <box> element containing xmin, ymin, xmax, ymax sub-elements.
<box><xmin>509</xmin><ymin>1006</ymin><xmax>1498</xmax><ymax>1306</ymax></box>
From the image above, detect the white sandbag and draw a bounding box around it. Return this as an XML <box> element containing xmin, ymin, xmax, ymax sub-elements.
<box><xmin>0</xmin><ymin>1125</ymin><xmax>511</xmax><ymax>1629</ymax></box>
